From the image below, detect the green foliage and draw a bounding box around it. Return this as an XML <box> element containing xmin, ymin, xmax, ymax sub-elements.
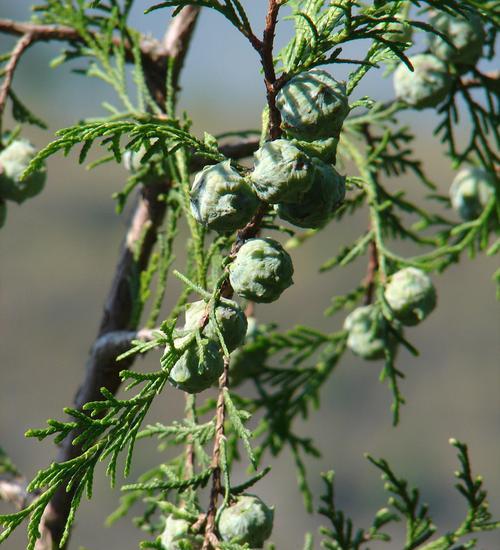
<box><xmin>0</xmin><ymin>1</ymin><xmax>498</xmax><ymax>549</ymax></box>
<box><xmin>0</xmin><ymin>446</ymin><xmax>20</xmax><ymax>477</ymax></box>
<box><xmin>317</xmin><ymin>439</ymin><xmax>500</xmax><ymax>550</ymax></box>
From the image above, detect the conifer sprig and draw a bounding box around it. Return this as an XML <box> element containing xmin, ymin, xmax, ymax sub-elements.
<box><xmin>0</xmin><ymin>1</ymin><xmax>498</xmax><ymax>548</ymax></box>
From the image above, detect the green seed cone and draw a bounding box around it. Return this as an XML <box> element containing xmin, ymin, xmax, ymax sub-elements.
<box><xmin>393</xmin><ymin>54</ymin><xmax>451</xmax><ymax>109</ymax></box>
<box><xmin>229</xmin><ymin>238</ymin><xmax>294</xmax><ymax>303</ymax></box>
<box><xmin>429</xmin><ymin>9</ymin><xmax>484</xmax><ymax>67</ymax></box>
<box><xmin>168</xmin><ymin>339</ymin><xmax>224</xmax><ymax>393</ymax></box>
<box><xmin>160</xmin><ymin>515</ymin><xmax>201</xmax><ymax>549</ymax></box>
<box><xmin>276</xmin><ymin>69</ymin><xmax>349</xmax><ymax>140</ymax></box>
<box><xmin>277</xmin><ymin>158</ymin><xmax>345</xmax><ymax>229</ymax></box>
<box><xmin>250</xmin><ymin>139</ymin><xmax>315</xmax><ymax>203</ymax></box>
<box><xmin>344</xmin><ymin>305</ymin><xmax>397</xmax><ymax>360</ymax></box>
<box><xmin>190</xmin><ymin>160</ymin><xmax>259</xmax><ymax>233</ymax></box>
<box><xmin>0</xmin><ymin>139</ymin><xmax>46</xmax><ymax>204</ymax></box>
<box><xmin>384</xmin><ymin>268</ymin><xmax>436</xmax><ymax>326</ymax></box>
<box><xmin>216</xmin><ymin>494</ymin><xmax>274</xmax><ymax>548</ymax></box>
<box><xmin>449</xmin><ymin>167</ymin><xmax>495</xmax><ymax>221</ymax></box>
<box><xmin>184</xmin><ymin>299</ymin><xmax>247</xmax><ymax>353</ymax></box>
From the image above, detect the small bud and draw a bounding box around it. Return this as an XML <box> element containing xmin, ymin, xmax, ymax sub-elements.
<box><xmin>449</xmin><ymin>167</ymin><xmax>495</xmax><ymax>221</ymax></box>
<box><xmin>276</xmin><ymin>69</ymin><xmax>350</xmax><ymax>140</ymax></box>
<box><xmin>250</xmin><ymin>139</ymin><xmax>315</xmax><ymax>203</ymax></box>
<box><xmin>190</xmin><ymin>160</ymin><xmax>259</xmax><ymax>233</ymax></box>
<box><xmin>277</xmin><ymin>158</ymin><xmax>345</xmax><ymax>229</ymax></box>
<box><xmin>429</xmin><ymin>10</ymin><xmax>484</xmax><ymax>68</ymax></box>
<box><xmin>184</xmin><ymin>299</ymin><xmax>247</xmax><ymax>353</ymax></box>
<box><xmin>393</xmin><ymin>54</ymin><xmax>451</xmax><ymax>109</ymax></box>
<box><xmin>0</xmin><ymin>139</ymin><xmax>46</xmax><ymax>204</ymax></box>
<box><xmin>343</xmin><ymin>305</ymin><xmax>396</xmax><ymax>360</ymax></box>
<box><xmin>229</xmin><ymin>238</ymin><xmax>294</xmax><ymax>303</ymax></box>
<box><xmin>0</xmin><ymin>199</ymin><xmax>6</xmax><ymax>228</ymax></box>
<box><xmin>168</xmin><ymin>340</ymin><xmax>224</xmax><ymax>394</ymax></box>
<box><xmin>160</xmin><ymin>515</ymin><xmax>201</xmax><ymax>550</ymax></box>
<box><xmin>216</xmin><ymin>494</ymin><xmax>274</xmax><ymax>548</ymax></box>
<box><xmin>384</xmin><ymin>268</ymin><xmax>436</xmax><ymax>326</ymax></box>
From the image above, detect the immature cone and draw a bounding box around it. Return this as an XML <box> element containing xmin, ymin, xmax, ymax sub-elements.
<box><xmin>216</xmin><ymin>494</ymin><xmax>274</xmax><ymax>548</ymax></box>
<box><xmin>344</xmin><ymin>305</ymin><xmax>396</xmax><ymax>360</ymax></box>
<box><xmin>384</xmin><ymin>267</ymin><xmax>436</xmax><ymax>326</ymax></box>
<box><xmin>429</xmin><ymin>9</ymin><xmax>484</xmax><ymax>67</ymax></box>
<box><xmin>190</xmin><ymin>160</ymin><xmax>259</xmax><ymax>232</ymax></box>
<box><xmin>250</xmin><ymin>139</ymin><xmax>314</xmax><ymax>203</ymax></box>
<box><xmin>277</xmin><ymin>158</ymin><xmax>345</xmax><ymax>228</ymax></box>
<box><xmin>160</xmin><ymin>515</ymin><xmax>201</xmax><ymax>550</ymax></box>
<box><xmin>449</xmin><ymin>167</ymin><xmax>495</xmax><ymax>221</ymax></box>
<box><xmin>276</xmin><ymin>69</ymin><xmax>350</xmax><ymax>140</ymax></box>
<box><xmin>0</xmin><ymin>139</ymin><xmax>46</xmax><ymax>203</ymax></box>
<box><xmin>183</xmin><ymin>299</ymin><xmax>247</xmax><ymax>353</ymax></box>
<box><xmin>393</xmin><ymin>54</ymin><xmax>451</xmax><ymax>109</ymax></box>
<box><xmin>0</xmin><ymin>199</ymin><xmax>6</xmax><ymax>228</ymax></box>
<box><xmin>229</xmin><ymin>238</ymin><xmax>294</xmax><ymax>303</ymax></box>
<box><xmin>168</xmin><ymin>339</ymin><xmax>224</xmax><ymax>393</ymax></box>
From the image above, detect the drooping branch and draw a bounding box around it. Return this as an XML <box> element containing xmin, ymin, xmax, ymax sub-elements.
<box><xmin>30</xmin><ymin>10</ymin><xmax>265</xmax><ymax>549</ymax></box>
<box><xmin>0</xmin><ymin>18</ymin><xmax>163</xmax><ymax>62</ymax></box>
<box><xmin>0</xmin><ymin>17</ymin><xmax>169</xmax><ymax>113</ymax></box>
<box><xmin>33</xmin><ymin>8</ymin><xmax>201</xmax><ymax>550</ymax></box>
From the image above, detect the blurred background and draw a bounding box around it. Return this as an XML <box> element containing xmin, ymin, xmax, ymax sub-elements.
<box><xmin>0</xmin><ymin>2</ymin><xmax>499</xmax><ymax>549</ymax></box>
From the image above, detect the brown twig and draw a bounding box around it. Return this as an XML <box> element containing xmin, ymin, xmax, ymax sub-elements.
<box><xmin>244</xmin><ymin>301</ymin><xmax>255</xmax><ymax>318</ymax></box>
<box><xmin>241</xmin><ymin>0</ymin><xmax>283</xmax><ymax>140</ymax></box>
<box><xmin>464</xmin><ymin>69</ymin><xmax>499</xmax><ymax>92</ymax></box>
<box><xmin>0</xmin><ymin>18</ymin><xmax>172</xmax><ymax>111</ymax></box>
<box><xmin>361</xmin><ymin>126</ymin><xmax>379</xmax><ymax>305</ymax></box>
<box><xmin>201</xmin><ymin>5</ymin><xmax>285</xmax><ymax>548</ymax></box>
<box><xmin>32</xmin><ymin>8</ymin><xmax>201</xmax><ymax>550</ymax></box>
<box><xmin>0</xmin><ymin>476</ymin><xmax>32</xmax><ymax>510</ymax></box>
<box><xmin>364</xmin><ymin>238</ymin><xmax>379</xmax><ymax>305</ymax></box>
<box><xmin>0</xmin><ymin>32</ymin><xmax>34</xmax><ymax>126</ymax></box>
<box><xmin>261</xmin><ymin>0</ymin><xmax>282</xmax><ymax>139</ymax></box>
<box><xmin>0</xmin><ymin>18</ymin><xmax>163</xmax><ymax>61</ymax></box>
<box><xmin>184</xmin><ymin>394</ymin><xmax>196</xmax><ymax>480</ymax></box>
<box><xmin>202</xmin><ymin>358</ymin><xmax>230</xmax><ymax>549</ymax></box>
